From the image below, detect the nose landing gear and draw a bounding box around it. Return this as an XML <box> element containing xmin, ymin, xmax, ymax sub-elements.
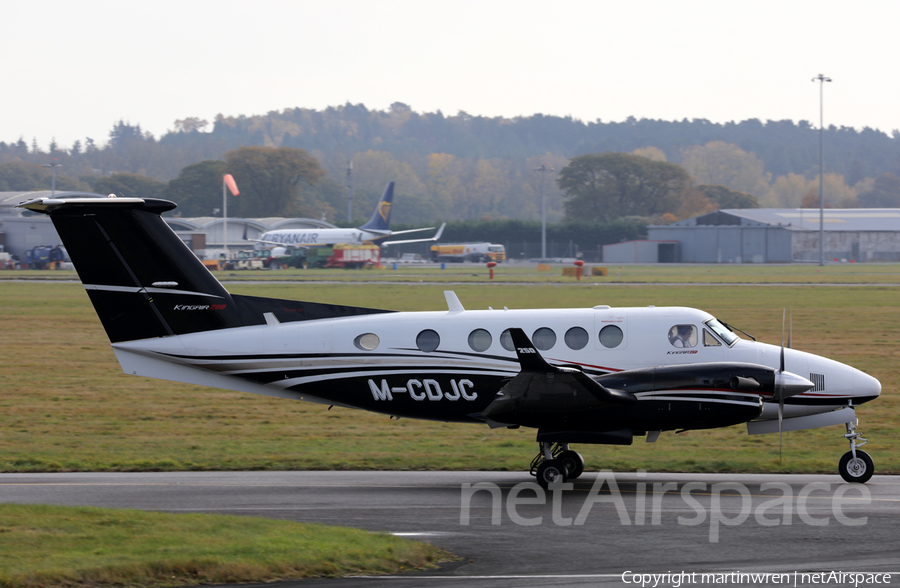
<box><xmin>839</xmin><ymin>418</ymin><xmax>873</xmax><ymax>484</ymax></box>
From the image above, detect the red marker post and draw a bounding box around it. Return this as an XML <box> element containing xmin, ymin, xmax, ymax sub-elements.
<box><xmin>574</xmin><ymin>259</ymin><xmax>584</xmax><ymax>281</ymax></box>
<box><xmin>487</xmin><ymin>261</ymin><xmax>497</xmax><ymax>279</ymax></box>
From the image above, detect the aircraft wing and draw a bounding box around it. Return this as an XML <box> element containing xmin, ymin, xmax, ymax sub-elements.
<box><xmin>481</xmin><ymin>328</ymin><xmax>636</xmax><ymax>426</ymax></box>
<box><xmin>379</xmin><ymin>223</ymin><xmax>446</xmax><ymax>246</ymax></box>
<box><xmin>383</xmin><ymin>226</ymin><xmax>435</xmax><ymax>237</ymax></box>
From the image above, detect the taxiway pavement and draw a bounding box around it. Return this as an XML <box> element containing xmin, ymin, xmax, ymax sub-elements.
<box><xmin>2</xmin><ymin>471</ymin><xmax>899</xmax><ymax>586</ymax></box>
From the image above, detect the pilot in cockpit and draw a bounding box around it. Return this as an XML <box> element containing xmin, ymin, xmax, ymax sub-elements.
<box><xmin>668</xmin><ymin>324</ymin><xmax>697</xmax><ymax>348</ymax></box>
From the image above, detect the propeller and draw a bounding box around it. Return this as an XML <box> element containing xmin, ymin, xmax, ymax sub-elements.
<box><xmin>774</xmin><ymin>308</ymin><xmax>805</xmax><ymax>459</ymax></box>
<box><xmin>779</xmin><ymin>309</ymin><xmax>786</xmax><ymax>459</ymax></box>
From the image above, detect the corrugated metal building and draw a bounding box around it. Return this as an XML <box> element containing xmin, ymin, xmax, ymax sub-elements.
<box><xmin>648</xmin><ymin>209</ymin><xmax>900</xmax><ymax>263</ymax></box>
<box><xmin>603</xmin><ymin>240</ymin><xmax>680</xmax><ymax>263</ymax></box>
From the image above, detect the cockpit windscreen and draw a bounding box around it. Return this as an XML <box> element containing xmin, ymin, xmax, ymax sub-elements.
<box><xmin>706</xmin><ymin>318</ymin><xmax>739</xmax><ymax>346</ymax></box>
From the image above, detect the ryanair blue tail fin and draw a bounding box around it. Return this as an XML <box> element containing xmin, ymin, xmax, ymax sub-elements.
<box><xmin>19</xmin><ymin>196</ymin><xmax>391</xmax><ymax>344</ymax></box>
<box><xmin>358</xmin><ymin>182</ymin><xmax>394</xmax><ymax>232</ymax></box>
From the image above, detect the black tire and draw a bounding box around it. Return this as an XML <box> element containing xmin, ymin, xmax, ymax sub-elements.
<box><xmin>557</xmin><ymin>450</ymin><xmax>585</xmax><ymax>479</ymax></box>
<box><xmin>536</xmin><ymin>459</ymin><xmax>568</xmax><ymax>489</ymax></box>
<box><xmin>839</xmin><ymin>450</ymin><xmax>874</xmax><ymax>483</ymax></box>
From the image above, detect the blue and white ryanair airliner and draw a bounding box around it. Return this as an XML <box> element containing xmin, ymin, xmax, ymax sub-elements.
<box><xmin>252</xmin><ymin>182</ymin><xmax>444</xmax><ymax>249</ymax></box>
<box><xmin>19</xmin><ymin>195</ymin><xmax>881</xmax><ymax>487</ymax></box>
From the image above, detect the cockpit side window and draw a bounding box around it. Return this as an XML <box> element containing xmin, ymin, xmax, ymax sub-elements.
<box><xmin>668</xmin><ymin>324</ymin><xmax>697</xmax><ymax>348</ymax></box>
<box><xmin>703</xmin><ymin>329</ymin><xmax>722</xmax><ymax>347</ymax></box>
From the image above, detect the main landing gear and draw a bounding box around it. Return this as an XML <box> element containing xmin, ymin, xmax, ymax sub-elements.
<box><xmin>530</xmin><ymin>442</ymin><xmax>585</xmax><ymax>489</ymax></box>
<box><xmin>839</xmin><ymin>418</ymin><xmax>873</xmax><ymax>484</ymax></box>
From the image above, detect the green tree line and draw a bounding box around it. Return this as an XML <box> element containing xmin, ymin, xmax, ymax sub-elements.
<box><xmin>3</xmin><ymin>105</ymin><xmax>900</xmax><ymax>225</ymax></box>
<box><xmin>6</xmin><ymin>104</ymin><xmax>900</xmax><ymax>182</ymax></box>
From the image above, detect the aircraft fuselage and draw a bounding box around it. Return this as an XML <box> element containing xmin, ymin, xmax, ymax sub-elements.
<box><xmin>112</xmin><ymin>303</ymin><xmax>880</xmax><ymax>436</ymax></box>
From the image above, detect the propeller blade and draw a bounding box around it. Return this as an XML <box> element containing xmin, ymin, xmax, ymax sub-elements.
<box><xmin>780</xmin><ymin>308</ymin><xmax>786</xmax><ymax>373</ymax></box>
<box><xmin>778</xmin><ymin>308</ymin><xmax>786</xmax><ymax>460</ymax></box>
<box><xmin>779</xmin><ymin>394</ymin><xmax>784</xmax><ymax>461</ymax></box>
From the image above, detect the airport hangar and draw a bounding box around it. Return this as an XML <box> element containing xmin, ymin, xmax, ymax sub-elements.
<box><xmin>0</xmin><ymin>190</ymin><xmax>334</xmax><ymax>260</ymax></box>
<box><xmin>603</xmin><ymin>208</ymin><xmax>900</xmax><ymax>263</ymax></box>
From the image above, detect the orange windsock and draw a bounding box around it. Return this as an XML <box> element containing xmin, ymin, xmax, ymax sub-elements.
<box><xmin>224</xmin><ymin>174</ymin><xmax>240</xmax><ymax>196</ymax></box>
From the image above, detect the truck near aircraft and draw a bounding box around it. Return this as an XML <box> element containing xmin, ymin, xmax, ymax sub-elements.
<box><xmin>264</xmin><ymin>243</ymin><xmax>381</xmax><ymax>269</ymax></box>
<box><xmin>430</xmin><ymin>242</ymin><xmax>506</xmax><ymax>263</ymax></box>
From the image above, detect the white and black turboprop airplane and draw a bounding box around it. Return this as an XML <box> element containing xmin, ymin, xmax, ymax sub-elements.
<box><xmin>251</xmin><ymin>182</ymin><xmax>445</xmax><ymax>249</ymax></box>
<box><xmin>19</xmin><ymin>196</ymin><xmax>882</xmax><ymax>487</ymax></box>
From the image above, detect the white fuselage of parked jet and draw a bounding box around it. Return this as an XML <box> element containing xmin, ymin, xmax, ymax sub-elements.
<box><xmin>256</xmin><ymin>227</ymin><xmax>384</xmax><ymax>248</ymax></box>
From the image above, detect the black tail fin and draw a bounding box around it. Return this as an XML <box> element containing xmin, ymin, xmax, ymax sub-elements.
<box><xmin>20</xmin><ymin>196</ymin><xmax>393</xmax><ymax>343</ymax></box>
<box><xmin>20</xmin><ymin>197</ymin><xmax>244</xmax><ymax>343</ymax></box>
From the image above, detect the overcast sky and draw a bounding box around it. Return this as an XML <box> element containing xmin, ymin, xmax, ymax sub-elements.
<box><xmin>7</xmin><ymin>0</ymin><xmax>900</xmax><ymax>150</ymax></box>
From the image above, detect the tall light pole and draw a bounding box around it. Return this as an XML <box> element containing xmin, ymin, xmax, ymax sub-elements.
<box><xmin>812</xmin><ymin>73</ymin><xmax>831</xmax><ymax>266</ymax></box>
<box><xmin>534</xmin><ymin>163</ymin><xmax>554</xmax><ymax>259</ymax></box>
<box><xmin>346</xmin><ymin>161</ymin><xmax>353</xmax><ymax>223</ymax></box>
<box><xmin>42</xmin><ymin>158</ymin><xmax>60</xmax><ymax>196</ymax></box>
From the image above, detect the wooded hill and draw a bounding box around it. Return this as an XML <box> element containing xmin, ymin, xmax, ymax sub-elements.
<box><xmin>3</xmin><ymin>103</ymin><xmax>900</xmax><ymax>226</ymax></box>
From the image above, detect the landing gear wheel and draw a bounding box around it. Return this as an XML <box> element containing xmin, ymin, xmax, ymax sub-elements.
<box><xmin>557</xmin><ymin>450</ymin><xmax>585</xmax><ymax>479</ymax></box>
<box><xmin>839</xmin><ymin>450</ymin><xmax>874</xmax><ymax>484</ymax></box>
<box><xmin>536</xmin><ymin>460</ymin><xmax>568</xmax><ymax>489</ymax></box>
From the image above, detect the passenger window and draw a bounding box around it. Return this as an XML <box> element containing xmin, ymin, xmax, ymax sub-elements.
<box><xmin>565</xmin><ymin>326</ymin><xmax>589</xmax><ymax>350</ymax></box>
<box><xmin>354</xmin><ymin>333</ymin><xmax>380</xmax><ymax>351</ymax></box>
<box><xmin>532</xmin><ymin>327</ymin><xmax>556</xmax><ymax>350</ymax></box>
<box><xmin>468</xmin><ymin>329</ymin><xmax>492</xmax><ymax>352</ymax></box>
<box><xmin>500</xmin><ymin>329</ymin><xmax>514</xmax><ymax>351</ymax></box>
<box><xmin>668</xmin><ymin>325</ymin><xmax>697</xmax><ymax>348</ymax></box>
<box><xmin>599</xmin><ymin>325</ymin><xmax>623</xmax><ymax>348</ymax></box>
<box><xmin>703</xmin><ymin>329</ymin><xmax>722</xmax><ymax>347</ymax></box>
<box><xmin>416</xmin><ymin>329</ymin><xmax>440</xmax><ymax>352</ymax></box>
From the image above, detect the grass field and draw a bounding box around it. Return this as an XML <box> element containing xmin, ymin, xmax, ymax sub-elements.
<box><xmin>6</xmin><ymin>261</ymin><xmax>900</xmax><ymax>284</ymax></box>
<box><xmin>1</xmin><ymin>267</ymin><xmax>898</xmax><ymax>476</ymax></box>
<box><xmin>0</xmin><ymin>504</ymin><xmax>449</xmax><ymax>587</ymax></box>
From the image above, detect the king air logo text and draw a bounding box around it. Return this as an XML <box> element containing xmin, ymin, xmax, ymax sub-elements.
<box><xmin>368</xmin><ymin>378</ymin><xmax>477</xmax><ymax>402</ymax></box>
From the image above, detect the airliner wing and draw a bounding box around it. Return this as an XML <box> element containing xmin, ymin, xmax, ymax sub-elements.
<box><xmin>380</xmin><ymin>223</ymin><xmax>446</xmax><ymax>246</ymax></box>
<box><xmin>384</xmin><ymin>227</ymin><xmax>435</xmax><ymax>237</ymax></box>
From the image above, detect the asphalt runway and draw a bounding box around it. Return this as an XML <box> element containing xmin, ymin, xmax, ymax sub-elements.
<box><xmin>3</xmin><ymin>471</ymin><xmax>899</xmax><ymax>587</ymax></box>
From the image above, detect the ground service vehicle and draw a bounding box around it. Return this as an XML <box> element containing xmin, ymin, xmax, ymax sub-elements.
<box><xmin>325</xmin><ymin>243</ymin><xmax>381</xmax><ymax>268</ymax></box>
<box><xmin>431</xmin><ymin>242</ymin><xmax>505</xmax><ymax>263</ymax></box>
<box><xmin>222</xmin><ymin>250</ymin><xmax>266</xmax><ymax>271</ymax></box>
